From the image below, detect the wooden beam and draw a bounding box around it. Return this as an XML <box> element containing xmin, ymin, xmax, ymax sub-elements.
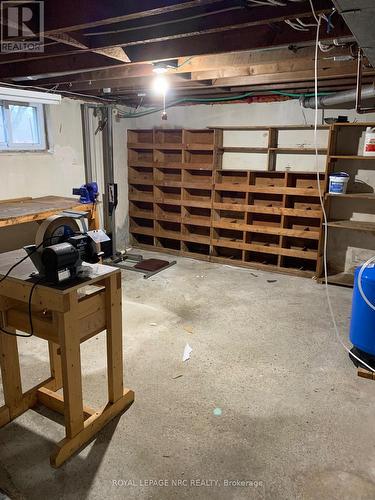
<box><xmin>122</xmin><ymin>19</ymin><xmax>351</xmax><ymax>63</ymax></box>
<box><xmin>88</xmin><ymin>2</ymin><xmax>331</xmax><ymax>49</ymax></box>
<box><xmin>190</xmin><ymin>58</ymin><xmax>357</xmax><ymax>81</ymax></box>
<box><xmin>47</xmin><ymin>33</ymin><xmax>87</xmax><ymax>49</ymax></box>
<box><xmin>0</xmin><ymin>19</ymin><xmax>350</xmax><ymax>81</ymax></box>
<box><xmin>29</xmin><ymin>45</ymin><xmax>349</xmax><ymax>88</ymax></box>
<box><xmin>43</xmin><ymin>0</ymin><xmax>225</xmax><ymax>34</ymax></box>
<box><xmin>0</xmin><ymin>2</ymin><xmax>329</xmax><ymax>70</ymax></box>
<box><xmin>0</xmin><ymin>52</ymin><xmax>124</xmax><ymax>79</ymax></box>
<box><xmin>93</xmin><ymin>47</ymin><xmax>131</xmax><ymax>63</ymax></box>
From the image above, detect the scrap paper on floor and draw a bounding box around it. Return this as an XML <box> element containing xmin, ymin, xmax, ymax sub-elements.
<box><xmin>183</xmin><ymin>343</ymin><xmax>193</xmax><ymax>362</ymax></box>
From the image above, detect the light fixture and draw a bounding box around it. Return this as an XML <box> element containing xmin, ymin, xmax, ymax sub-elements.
<box><xmin>152</xmin><ymin>75</ymin><xmax>169</xmax><ymax>96</ymax></box>
<box><xmin>0</xmin><ymin>86</ymin><xmax>61</xmax><ymax>104</ymax></box>
<box><xmin>151</xmin><ymin>75</ymin><xmax>169</xmax><ymax>121</ymax></box>
<box><xmin>153</xmin><ymin>66</ymin><xmax>168</xmax><ymax>75</ymax></box>
<box><xmin>152</xmin><ymin>60</ymin><xmax>178</xmax><ymax>74</ymax></box>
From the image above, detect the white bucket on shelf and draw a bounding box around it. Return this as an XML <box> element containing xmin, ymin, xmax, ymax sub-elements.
<box><xmin>364</xmin><ymin>127</ymin><xmax>375</xmax><ymax>156</ymax></box>
<box><xmin>329</xmin><ymin>172</ymin><xmax>349</xmax><ymax>195</ymax></box>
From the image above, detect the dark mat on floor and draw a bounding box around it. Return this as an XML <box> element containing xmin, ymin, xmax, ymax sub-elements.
<box><xmin>134</xmin><ymin>258</ymin><xmax>170</xmax><ymax>272</ymax></box>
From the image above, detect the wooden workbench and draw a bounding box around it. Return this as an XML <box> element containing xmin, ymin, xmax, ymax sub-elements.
<box><xmin>0</xmin><ymin>196</ymin><xmax>99</xmax><ymax>230</ymax></box>
<box><xmin>0</xmin><ymin>249</ymin><xmax>134</xmax><ymax>467</ymax></box>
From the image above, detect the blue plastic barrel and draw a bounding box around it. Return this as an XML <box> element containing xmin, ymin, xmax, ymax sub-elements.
<box><xmin>350</xmin><ymin>264</ymin><xmax>375</xmax><ymax>356</ymax></box>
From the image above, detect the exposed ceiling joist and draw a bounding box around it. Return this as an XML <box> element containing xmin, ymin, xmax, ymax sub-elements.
<box><xmin>2</xmin><ymin>19</ymin><xmax>350</xmax><ymax>81</ymax></box>
<box><xmin>88</xmin><ymin>2</ymin><xmax>331</xmax><ymax>49</ymax></box>
<box><xmin>43</xmin><ymin>0</ymin><xmax>225</xmax><ymax>34</ymax></box>
<box><xmin>46</xmin><ymin>33</ymin><xmax>131</xmax><ymax>62</ymax></box>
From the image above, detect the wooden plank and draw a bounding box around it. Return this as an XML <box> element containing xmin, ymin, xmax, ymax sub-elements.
<box><xmin>50</xmin><ymin>388</ymin><xmax>134</xmax><ymax>468</ymax></box>
<box><xmin>37</xmin><ymin>387</ymin><xmax>96</xmax><ymax>420</ymax></box>
<box><xmin>44</xmin><ymin>0</ymin><xmax>223</xmax><ymax>34</ymax></box>
<box><xmin>0</xmin><ymin>322</ymin><xmax>23</xmax><ymax>419</ymax></box>
<box><xmin>215</xmin><ymin>183</ymin><xmax>321</xmax><ymax>196</ymax></box>
<box><xmin>326</xmin><ymin>220</ymin><xmax>375</xmax><ymax>232</ymax></box>
<box><xmin>0</xmin><ymin>196</ymin><xmax>95</xmax><ymax>228</ymax></box>
<box><xmin>326</xmin><ymin>193</ymin><xmax>375</xmax><ymax>200</ymax></box>
<box><xmin>181</xmin><ymin>233</ymin><xmax>210</xmax><ymax>244</ymax></box>
<box><xmin>6</xmin><ymin>307</ymin><xmax>59</xmax><ymax>343</ymax></box>
<box><xmin>329</xmin><ymin>155</ymin><xmax>375</xmax><ymax>160</ymax></box>
<box><xmin>357</xmin><ymin>367</ymin><xmax>375</xmax><ymax>380</ymax></box>
<box><xmin>0</xmin><ymin>405</ymin><xmax>10</xmax><ymax>428</ymax></box>
<box><xmin>211</xmin><ymin>238</ymin><xmax>317</xmax><ymax>260</ymax></box>
<box><xmin>212</xmin><ymin>220</ymin><xmax>320</xmax><ymax>239</ymax></box>
<box><xmin>56</xmin><ymin>298</ymin><xmax>84</xmax><ymax>438</ymax></box>
<box><xmin>105</xmin><ymin>273</ymin><xmax>124</xmax><ymax>403</ymax></box>
<box><xmin>324</xmin><ymin>272</ymin><xmax>354</xmax><ymax>288</ymax></box>
<box><xmin>210</xmin><ymin>125</ymin><xmax>329</xmax><ymax>130</ymax></box>
<box><xmin>48</xmin><ymin>341</ymin><xmax>63</xmax><ymax>391</ymax></box>
<box><xmin>221</xmin><ymin>147</ymin><xmax>268</xmax><ymax>153</ymax></box>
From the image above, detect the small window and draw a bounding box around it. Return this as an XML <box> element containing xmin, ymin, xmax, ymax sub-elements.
<box><xmin>0</xmin><ymin>102</ymin><xmax>46</xmax><ymax>151</ymax></box>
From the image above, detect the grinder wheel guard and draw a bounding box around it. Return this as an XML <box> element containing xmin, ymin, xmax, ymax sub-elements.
<box><xmin>36</xmin><ymin>215</ymin><xmax>81</xmax><ymax>247</ymax></box>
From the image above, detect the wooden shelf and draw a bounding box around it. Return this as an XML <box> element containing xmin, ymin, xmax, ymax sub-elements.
<box><xmin>323</xmin><ymin>122</ymin><xmax>375</xmax><ymax>285</ymax></box>
<box><xmin>325</xmin><ymin>220</ymin><xmax>375</xmax><ymax>231</ymax></box>
<box><xmin>221</xmin><ymin>147</ymin><xmax>268</xmax><ymax>153</ymax></box>
<box><xmin>209</xmin><ymin>125</ymin><xmax>329</xmax><ymax>131</ymax></box>
<box><xmin>326</xmin><ymin>192</ymin><xmax>375</xmax><ymax>200</ymax></box>
<box><xmin>270</xmin><ymin>147</ymin><xmax>327</xmax><ymax>154</ymax></box>
<box><xmin>329</xmin><ymin>155</ymin><xmax>375</xmax><ymax>160</ymax></box>
<box><xmin>127</xmin><ymin>142</ymin><xmax>154</xmax><ymax>149</ymax></box>
<box><xmin>128</xmin><ymin>128</ymin><xmax>325</xmax><ymax>278</ymax></box>
<box><xmin>325</xmin><ymin>272</ymin><xmax>354</xmax><ymax>288</ymax></box>
<box><xmin>154</xmin><ymin>143</ymin><xmax>183</xmax><ymax>150</ymax></box>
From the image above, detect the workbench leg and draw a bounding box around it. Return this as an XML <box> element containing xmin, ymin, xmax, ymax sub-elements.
<box><xmin>0</xmin><ymin>324</ymin><xmax>23</xmax><ymax>421</ymax></box>
<box><xmin>48</xmin><ymin>341</ymin><xmax>63</xmax><ymax>391</ymax></box>
<box><xmin>57</xmin><ymin>311</ymin><xmax>84</xmax><ymax>438</ymax></box>
<box><xmin>105</xmin><ymin>274</ymin><xmax>124</xmax><ymax>403</ymax></box>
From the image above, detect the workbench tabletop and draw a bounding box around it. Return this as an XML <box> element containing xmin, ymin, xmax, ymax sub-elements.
<box><xmin>0</xmin><ymin>196</ymin><xmax>95</xmax><ymax>227</ymax></box>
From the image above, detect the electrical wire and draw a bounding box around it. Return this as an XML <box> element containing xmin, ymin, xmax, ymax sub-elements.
<box><xmin>0</xmin><ymin>278</ymin><xmax>44</xmax><ymax>338</ymax></box>
<box><xmin>117</xmin><ymin>89</ymin><xmax>331</xmax><ymax>119</ymax></box>
<box><xmin>0</xmin><ymin>232</ymin><xmax>84</xmax><ymax>339</ymax></box>
<box><xmin>310</xmin><ymin>6</ymin><xmax>375</xmax><ymax>372</ymax></box>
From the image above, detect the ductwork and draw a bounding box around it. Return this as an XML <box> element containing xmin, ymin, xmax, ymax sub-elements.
<box><xmin>301</xmin><ymin>84</ymin><xmax>375</xmax><ymax>109</ymax></box>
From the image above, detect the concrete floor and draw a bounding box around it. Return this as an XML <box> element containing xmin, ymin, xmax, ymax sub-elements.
<box><xmin>1</xmin><ymin>250</ymin><xmax>375</xmax><ymax>500</ymax></box>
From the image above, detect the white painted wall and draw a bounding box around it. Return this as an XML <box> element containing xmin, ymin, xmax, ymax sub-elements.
<box><xmin>0</xmin><ymin>97</ymin><xmax>86</xmax><ymax>200</ymax></box>
<box><xmin>116</xmin><ymin>99</ymin><xmax>375</xmax><ymax>273</ymax></box>
<box><xmin>0</xmin><ymin>97</ymin><xmax>87</xmax><ymax>252</ymax></box>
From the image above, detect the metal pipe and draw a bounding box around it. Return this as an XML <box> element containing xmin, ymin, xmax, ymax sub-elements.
<box><xmin>301</xmin><ymin>83</ymin><xmax>375</xmax><ymax>109</ymax></box>
<box><xmin>356</xmin><ymin>48</ymin><xmax>375</xmax><ymax>114</ymax></box>
<box><xmin>81</xmin><ymin>104</ymin><xmax>93</xmax><ymax>183</ymax></box>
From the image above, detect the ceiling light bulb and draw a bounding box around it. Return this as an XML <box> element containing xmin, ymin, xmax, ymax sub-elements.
<box><xmin>152</xmin><ymin>75</ymin><xmax>169</xmax><ymax>96</ymax></box>
<box><xmin>153</xmin><ymin>66</ymin><xmax>168</xmax><ymax>74</ymax></box>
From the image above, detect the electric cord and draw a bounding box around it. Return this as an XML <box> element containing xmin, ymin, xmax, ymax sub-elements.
<box><xmin>0</xmin><ymin>231</ymin><xmax>85</xmax><ymax>339</ymax></box>
<box><xmin>309</xmin><ymin>4</ymin><xmax>375</xmax><ymax>372</ymax></box>
<box><xmin>0</xmin><ymin>278</ymin><xmax>45</xmax><ymax>338</ymax></box>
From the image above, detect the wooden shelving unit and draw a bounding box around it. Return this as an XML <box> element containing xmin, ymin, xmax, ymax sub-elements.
<box><xmin>129</xmin><ymin>128</ymin><xmax>221</xmax><ymax>261</ymax></box>
<box><xmin>128</xmin><ymin>127</ymin><xmax>327</xmax><ymax>278</ymax></box>
<box><xmin>211</xmin><ymin>170</ymin><xmax>324</xmax><ymax>277</ymax></box>
<box><xmin>323</xmin><ymin>122</ymin><xmax>375</xmax><ymax>287</ymax></box>
<box><xmin>212</xmin><ymin>125</ymin><xmax>328</xmax><ymax>171</ymax></box>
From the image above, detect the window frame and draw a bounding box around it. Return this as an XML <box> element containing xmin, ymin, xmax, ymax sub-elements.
<box><xmin>0</xmin><ymin>101</ymin><xmax>47</xmax><ymax>152</ymax></box>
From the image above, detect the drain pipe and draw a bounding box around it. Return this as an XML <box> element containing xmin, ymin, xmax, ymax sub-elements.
<box><xmin>301</xmin><ymin>83</ymin><xmax>375</xmax><ymax>109</ymax></box>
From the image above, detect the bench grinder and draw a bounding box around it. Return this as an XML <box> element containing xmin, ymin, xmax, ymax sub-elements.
<box><xmin>24</xmin><ymin>214</ymin><xmax>103</xmax><ymax>284</ymax></box>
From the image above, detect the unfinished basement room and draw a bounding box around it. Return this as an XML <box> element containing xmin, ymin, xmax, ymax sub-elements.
<box><xmin>1</xmin><ymin>1</ymin><xmax>375</xmax><ymax>499</ymax></box>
